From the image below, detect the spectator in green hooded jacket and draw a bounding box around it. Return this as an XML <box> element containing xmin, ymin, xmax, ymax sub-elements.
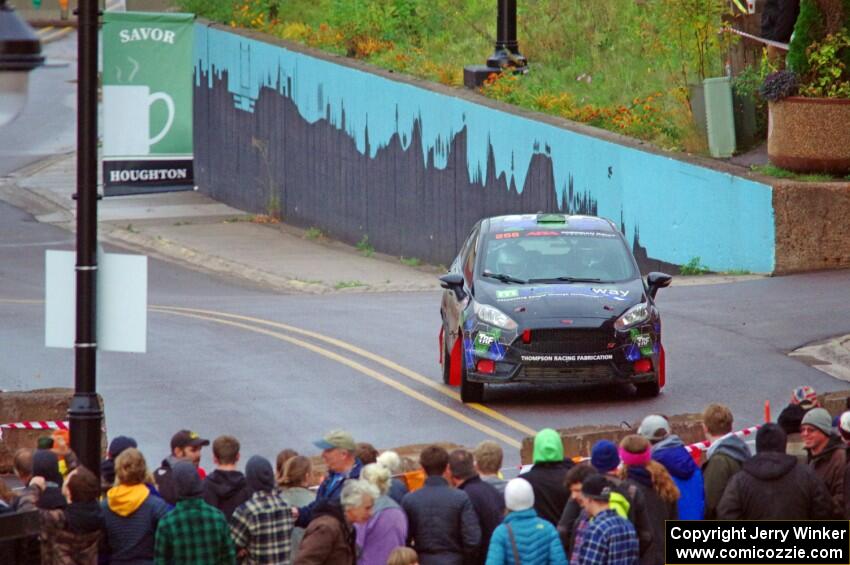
<box><xmin>519</xmin><ymin>429</ymin><xmax>574</xmax><ymax>525</ymax></box>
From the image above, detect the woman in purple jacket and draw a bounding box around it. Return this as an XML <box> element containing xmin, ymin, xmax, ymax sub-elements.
<box><xmin>356</xmin><ymin>463</ymin><xmax>408</xmax><ymax>565</ymax></box>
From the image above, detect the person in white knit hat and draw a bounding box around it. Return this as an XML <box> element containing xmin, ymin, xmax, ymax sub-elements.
<box><xmin>485</xmin><ymin>478</ymin><xmax>567</xmax><ymax>565</ymax></box>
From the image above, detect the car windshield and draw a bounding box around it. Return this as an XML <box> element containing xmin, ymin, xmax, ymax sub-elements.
<box><xmin>479</xmin><ymin>229</ymin><xmax>638</xmax><ymax>283</ymax></box>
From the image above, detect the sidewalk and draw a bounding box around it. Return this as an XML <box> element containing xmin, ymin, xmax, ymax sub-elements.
<box><xmin>0</xmin><ymin>152</ymin><xmax>442</xmax><ymax>294</ymax></box>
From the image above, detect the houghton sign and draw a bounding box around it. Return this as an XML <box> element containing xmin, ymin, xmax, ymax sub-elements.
<box><xmin>102</xmin><ymin>12</ymin><xmax>195</xmax><ymax>196</ymax></box>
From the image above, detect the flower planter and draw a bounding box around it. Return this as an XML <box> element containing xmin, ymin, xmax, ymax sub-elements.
<box><xmin>768</xmin><ymin>96</ymin><xmax>850</xmax><ymax>174</ymax></box>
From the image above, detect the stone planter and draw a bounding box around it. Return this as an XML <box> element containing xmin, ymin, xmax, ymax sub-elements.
<box><xmin>768</xmin><ymin>96</ymin><xmax>850</xmax><ymax>174</ymax></box>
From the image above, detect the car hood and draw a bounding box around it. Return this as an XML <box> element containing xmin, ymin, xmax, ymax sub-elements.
<box><xmin>475</xmin><ymin>279</ymin><xmax>645</xmax><ymax>325</ymax></box>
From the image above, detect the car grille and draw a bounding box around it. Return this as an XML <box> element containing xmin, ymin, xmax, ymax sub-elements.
<box><xmin>516</xmin><ymin>365</ymin><xmax>614</xmax><ymax>383</ymax></box>
<box><xmin>518</xmin><ymin>329</ymin><xmax>613</xmax><ymax>354</ymax></box>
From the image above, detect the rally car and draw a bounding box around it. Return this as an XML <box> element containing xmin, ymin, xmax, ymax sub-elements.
<box><xmin>439</xmin><ymin>213</ymin><xmax>672</xmax><ymax>403</ymax></box>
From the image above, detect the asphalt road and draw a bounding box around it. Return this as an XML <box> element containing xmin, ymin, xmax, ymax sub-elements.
<box><xmin>3</xmin><ymin>196</ymin><xmax>850</xmax><ymax>471</ymax></box>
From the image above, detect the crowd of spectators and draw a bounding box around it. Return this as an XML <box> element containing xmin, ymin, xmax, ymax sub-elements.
<box><xmin>1</xmin><ymin>385</ymin><xmax>849</xmax><ymax>565</ymax></box>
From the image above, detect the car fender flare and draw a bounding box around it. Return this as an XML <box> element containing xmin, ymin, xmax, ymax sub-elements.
<box><xmin>659</xmin><ymin>343</ymin><xmax>666</xmax><ymax>389</ymax></box>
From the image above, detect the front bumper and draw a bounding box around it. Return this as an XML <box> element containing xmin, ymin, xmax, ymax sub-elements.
<box><xmin>464</xmin><ymin>324</ymin><xmax>660</xmax><ymax>386</ymax></box>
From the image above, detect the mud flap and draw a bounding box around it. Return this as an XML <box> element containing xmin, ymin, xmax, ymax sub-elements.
<box><xmin>659</xmin><ymin>343</ymin><xmax>666</xmax><ymax>389</ymax></box>
<box><xmin>438</xmin><ymin>327</ymin><xmax>443</xmax><ymax>365</ymax></box>
<box><xmin>449</xmin><ymin>335</ymin><xmax>462</xmax><ymax>387</ymax></box>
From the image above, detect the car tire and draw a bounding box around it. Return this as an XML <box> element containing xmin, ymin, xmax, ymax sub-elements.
<box><xmin>441</xmin><ymin>332</ymin><xmax>451</xmax><ymax>385</ymax></box>
<box><xmin>635</xmin><ymin>379</ymin><xmax>660</xmax><ymax>398</ymax></box>
<box><xmin>460</xmin><ymin>356</ymin><xmax>485</xmax><ymax>403</ymax></box>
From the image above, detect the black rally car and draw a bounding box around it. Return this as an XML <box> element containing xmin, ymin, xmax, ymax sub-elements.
<box><xmin>439</xmin><ymin>214</ymin><xmax>672</xmax><ymax>403</ymax></box>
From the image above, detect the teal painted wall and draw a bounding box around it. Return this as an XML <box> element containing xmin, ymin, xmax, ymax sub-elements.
<box><xmin>194</xmin><ymin>24</ymin><xmax>775</xmax><ymax>273</ymax></box>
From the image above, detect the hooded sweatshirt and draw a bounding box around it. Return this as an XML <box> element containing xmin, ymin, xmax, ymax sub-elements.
<box><xmin>33</xmin><ymin>451</ymin><xmax>67</xmax><ymax>510</ymax></box>
<box><xmin>103</xmin><ymin>483</ymin><xmax>171</xmax><ymax>564</ymax></box>
<box><xmin>717</xmin><ymin>452</ymin><xmax>833</xmax><ymax>520</ymax></box>
<box><xmin>202</xmin><ymin>469</ymin><xmax>252</xmax><ymax>519</ymax></box>
<box><xmin>651</xmin><ymin>435</ymin><xmax>705</xmax><ymax>519</ymax></box>
<box><xmin>519</xmin><ymin>429</ymin><xmax>574</xmax><ymax>525</ymax></box>
<box><xmin>702</xmin><ymin>433</ymin><xmax>751</xmax><ymax>519</ymax></box>
<box><xmin>355</xmin><ymin>494</ymin><xmax>407</xmax><ymax>565</ymax></box>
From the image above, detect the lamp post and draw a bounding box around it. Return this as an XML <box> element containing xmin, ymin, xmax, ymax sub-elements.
<box><xmin>464</xmin><ymin>0</ymin><xmax>527</xmax><ymax>89</ymax></box>
<box><xmin>69</xmin><ymin>0</ymin><xmax>103</xmax><ymax>479</ymax></box>
<box><xmin>0</xmin><ymin>0</ymin><xmax>44</xmax><ymax>126</ymax></box>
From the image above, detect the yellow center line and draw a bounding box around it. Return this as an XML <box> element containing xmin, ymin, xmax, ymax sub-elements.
<box><xmin>0</xmin><ymin>299</ymin><xmax>43</xmax><ymax>305</ymax></box>
<box><xmin>37</xmin><ymin>26</ymin><xmax>55</xmax><ymax>36</ymax></box>
<box><xmin>150</xmin><ymin>307</ymin><xmax>522</xmax><ymax>449</ymax></box>
<box><xmin>0</xmin><ymin>298</ymin><xmax>537</xmax><ymax>439</ymax></box>
<box><xmin>40</xmin><ymin>27</ymin><xmax>74</xmax><ymax>44</ymax></box>
<box><xmin>152</xmin><ymin>305</ymin><xmax>539</xmax><ymax>437</ymax></box>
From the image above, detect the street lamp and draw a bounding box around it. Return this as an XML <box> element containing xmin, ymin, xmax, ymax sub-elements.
<box><xmin>464</xmin><ymin>0</ymin><xmax>528</xmax><ymax>89</ymax></box>
<box><xmin>0</xmin><ymin>0</ymin><xmax>44</xmax><ymax>126</ymax></box>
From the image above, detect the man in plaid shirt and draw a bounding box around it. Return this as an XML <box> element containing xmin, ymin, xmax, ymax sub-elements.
<box><xmin>230</xmin><ymin>455</ymin><xmax>295</xmax><ymax>564</ymax></box>
<box><xmin>576</xmin><ymin>475</ymin><xmax>639</xmax><ymax>565</ymax></box>
<box><xmin>155</xmin><ymin>461</ymin><xmax>236</xmax><ymax>564</ymax></box>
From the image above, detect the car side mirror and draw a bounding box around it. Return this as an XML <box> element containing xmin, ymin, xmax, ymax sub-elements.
<box><xmin>647</xmin><ymin>272</ymin><xmax>673</xmax><ymax>299</ymax></box>
<box><xmin>439</xmin><ymin>273</ymin><xmax>466</xmax><ymax>299</ymax></box>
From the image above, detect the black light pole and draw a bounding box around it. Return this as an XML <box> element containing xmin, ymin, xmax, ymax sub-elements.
<box><xmin>486</xmin><ymin>0</ymin><xmax>527</xmax><ymax>70</ymax></box>
<box><xmin>69</xmin><ymin>0</ymin><xmax>102</xmax><ymax>480</ymax></box>
<box><xmin>464</xmin><ymin>0</ymin><xmax>527</xmax><ymax>89</ymax></box>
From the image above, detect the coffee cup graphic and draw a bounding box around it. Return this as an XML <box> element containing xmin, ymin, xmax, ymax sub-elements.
<box><xmin>104</xmin><ymin>85</ymin><xmax>175</xmax><ymax>156</ymax></box>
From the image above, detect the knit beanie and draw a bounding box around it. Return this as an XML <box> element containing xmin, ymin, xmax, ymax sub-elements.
<box><xmin>637</xmin><ymin>415</ymin><xmax>671</xmax><ymax>443</ymax></box>
<box><xmin>755</xmin><ymin>423</ymin><xmax>787</xmax><ymax>453</ymax></box>
<box><xmin>590</xmin><ymin>440</ymin><xmax>620</xmax><ymax>473</ymax></box>
<box><xmin>246</xmin><ymin>455</ymin><xmax>275</xmax><ymax>493</ymax></box>
<box><xmin>32</xmin><ymin>450</ymin><xmax>63</xmax><ymax>486</ymax></box>
<box><xmin>801</xmin><ymin>407</ymin><xmax>833</xmax><ymax>437</ymax></box>
<box><xmin>172</xmin><ymin>461</ymin><xmax>203</xmax><ymax>500</ymax></box>
<box><xmin>504</xmin><ymin>478</ymin><xmax>534</xmax><ymax>511</ymax></box>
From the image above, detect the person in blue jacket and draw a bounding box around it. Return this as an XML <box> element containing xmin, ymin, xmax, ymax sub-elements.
<box><xmin>638</xmin><ymin>414</ymin><xmax>705</xmax><ymax>520</ymax></box>
<box><xmin>486</xmin><ymin>478</ymin><xmax>568</xmax><ymax>565</ymax></box>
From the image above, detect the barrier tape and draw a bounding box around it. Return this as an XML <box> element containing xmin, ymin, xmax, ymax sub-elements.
<box><xmin>0</xmin><ymin>420</ymin><xmax>69</xmax><ymax>440</ymax></box>
<box><xmin>724</xmin><ymin>27</ymin><xmax>791</xmax><ymax>50</ymax></box>
<box><xmin>685</xmin><ymin>424</ymin><xmax>761</xmax><ymax>453</ymax></box>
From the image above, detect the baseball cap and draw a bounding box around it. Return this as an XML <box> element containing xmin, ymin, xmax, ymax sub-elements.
<box><xmin>792</xmin><ymin>386</ymin><xmax>818</xmax><ymax>409</ymax></box>
<box><xmin>582</xmin><ymin>474</ymin><xmax>614</xmax><ymax>501</ymax></box>
<box><xmin>637</xmin><ymin>414</ymin><xmax>671</xmax><ymax>443</ymax></box>
<box><xmin>170</xmin><ymin>430</ymin><xmax>210</xmax><ymax>450</ymax></box>
<box><xmin>313</xmin><ymin>429</ymin><xmax>356</xmax><ymax>451</ymax></box>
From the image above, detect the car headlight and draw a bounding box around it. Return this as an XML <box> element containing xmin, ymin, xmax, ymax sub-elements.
<box><xmin>614</xmin><ymin>302</ymin><xmax>649</xmax><ymax>331</ymax></box>
<box><xmin>473</xmin><ymin>301</ymin><xmax>518</xmax><ymax>330</ymax></box>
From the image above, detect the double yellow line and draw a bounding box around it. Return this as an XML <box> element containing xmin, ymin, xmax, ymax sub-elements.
<box><xmin>150</xmin><ymin>306</ymin><xmax>536</xmax><ymax>449</ymax></box>
<box><xmin>1</xmin><ymin>299</ymin><xmax>537</xmax><ymax>449</ymax></box>
<box><xmin>37</xmin><ymin>25</ymin><xmax>73</xmax><ymax>45</ymax></box>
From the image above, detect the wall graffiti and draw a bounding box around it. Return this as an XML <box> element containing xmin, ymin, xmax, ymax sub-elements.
<box><xmin>194</xmin><ymin>23</ymin><xmax>776</xmax><ymax>273</ymax></box>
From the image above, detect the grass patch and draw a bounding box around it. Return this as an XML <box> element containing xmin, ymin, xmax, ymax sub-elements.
<box><xmin>400</xmin><ymin>256</ymin><xmax>421</xmax><ymax>267</ymax></box>
<box><xmin>679</xmin><ymin>256</ymin><xmax>710</xmax><ymax>276</ymax></box>
<box><xmin>334</xmin><ymin>280</ymin><xmax>367</xmax><ymax>289</ymax></box>
<box><xmin>722</xmin><ymin>269</ymin><xmax>752</xmax><ymax>275</ymax></box>
<box><xmin>125</xmin><ymin>224</ymin><xmax>138</xmax><ymax>233</ymax></box>
<box><xmin>173</xmin><ymin>220</ymin><xmax>193</xmax><ymax>227</ymax></box>
<box><xmin>224</xmin><ymin>216</ymin><xmax>249</xmax><ymax>223</ymax></box>
<box><xmin>177</xmin><ymin>0</ymin><xmax>730</xmax><ymax>152</ymax></box>
<box><xmin>356</xmin><ymin>234</ymin><xmax>375</xmax><ymax>257</ymax></box>
<box><xmin>751</xmin><ymin>164</ymin><xmax>839</xmax><ymax>182</ymax></box>
<box><xmin>305</xmin><ymin>227</ymin><xmax>324</xmax><ymax>240</ymax></box>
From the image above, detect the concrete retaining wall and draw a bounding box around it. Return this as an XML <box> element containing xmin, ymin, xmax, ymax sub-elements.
<box><xmin>193</xmin><ymin>23</ymin><xmax>778</xmax><ymax>274</ymax></box>
<box><xmin>0</xmin><ymin>389</ymin><xmax>106</xmax><ymax>474</ymax></box>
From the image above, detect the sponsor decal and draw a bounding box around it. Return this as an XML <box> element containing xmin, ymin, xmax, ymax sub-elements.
<box><xmin>592</xmin><ymin>288</ymin><xmax>630</xmax><ymax>299</ymax></box>
<box><xmin>474</xmin><ymin>329</ymin><xmax>500</xmax><ymax>354</ymax></box>
<box><xmin>526</xmin><ymin>230</ymin><xmax>561</xmax><ymax>237</ymax></box>
<box><xmin>521</xmin><ymin>354</ymin><xmax>614</xmax><ymax>363</ymax></box>
<box><xmin>495</xmin><ymin>289</ymin><xmax>519</xmax><ymax>299</ymax></box>
<box><xmin>495</xmin><ymin>232</ymin><xmax>520</xmax><ymax>240</ymax></box>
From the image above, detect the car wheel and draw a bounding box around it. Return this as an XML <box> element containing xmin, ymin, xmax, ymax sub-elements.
<box><xmin>635</xmin><ymin>379</ymin><xmax>660</xmax><ymax>398</ymax></box>
<box><xmin>441</xmin><ymin>331</ymin><xmax>451</xmax><ymax>385</ymax></box>
<box><xmin>460</xmin><ymin>356</ymin><xmax>485</xmax><ymax>403</ymax></box>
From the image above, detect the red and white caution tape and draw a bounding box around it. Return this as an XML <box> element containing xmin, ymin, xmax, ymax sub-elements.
<box><xmin>0</xmin><ymin>420</ymin><xmax>68</xmax><ymax>440</ymax></box>
<box><xmin>723</xmin><ymin>27</ymin><xmax>790</xmax><ymax>50</ymax></box>
<box><xmin>685</xmin><ymin>425</ymin><xmax>761</xmax><ymax>453</ymax></box>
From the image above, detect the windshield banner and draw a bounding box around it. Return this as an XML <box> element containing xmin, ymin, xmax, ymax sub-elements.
<box><xmin>102</xmin><ymin>12</ymin><xmax>195</xmax><ymax>196</ymax></box>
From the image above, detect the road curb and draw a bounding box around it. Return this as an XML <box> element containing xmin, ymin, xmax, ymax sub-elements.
<box><xmin>790</xmin><ymin>335</ymin><xmax>850</xmax><ymax>382</ymax></box>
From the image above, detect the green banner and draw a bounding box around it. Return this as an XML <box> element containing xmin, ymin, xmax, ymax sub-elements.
<box><xmin>102</xmin><ymin>12</ymin><xmax>194</xmax><ymax>195</ymax></box>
